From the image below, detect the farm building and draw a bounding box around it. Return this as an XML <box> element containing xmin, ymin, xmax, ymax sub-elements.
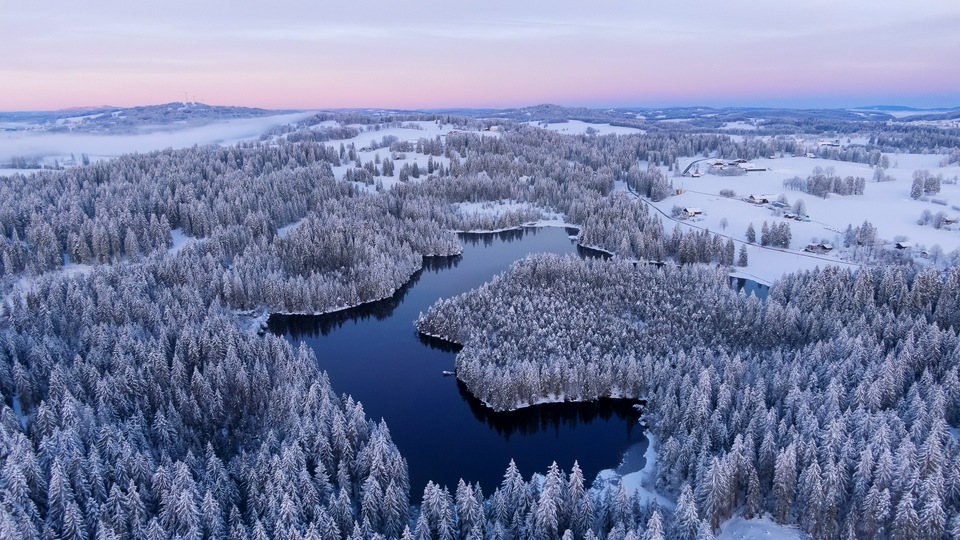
<box><xmin>737</xmin><ymin>162</ymin><xmax>768</xmax><ymax>172</ymax></box>
<box><xmin>804</xmin><ymin>243</ymin><xmax>834</xmax><ymax>253</ymax></box>
<box><xmin>683</xmin><ymin>207</ymin><xmax>703</xmax><ymax>218</ymax></box>
<box><xmin>748</xmin><ymin>195</ymin><xmax>772</xmax><ymax>204</ymax></box>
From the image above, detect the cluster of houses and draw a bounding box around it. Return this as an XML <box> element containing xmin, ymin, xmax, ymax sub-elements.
<box><xmin>746</xmin><ymin>195</ymin><xmax>811</xmax><ymax>221</ymax></box>
<box><xmin>687</xmin><ymin>159</ymin><xmax>768</xmax><ymax>177</ymax></box>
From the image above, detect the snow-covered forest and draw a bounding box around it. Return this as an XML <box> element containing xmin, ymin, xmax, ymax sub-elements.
<box><xmin>418</xmin><ymin>254</ymin><xmax>960</xmax><ymax>537</ymax></box>
<box><xmin>2</xmin><ymin>109</ymin><xmax>960</xmax><ymax>538</ymax></box>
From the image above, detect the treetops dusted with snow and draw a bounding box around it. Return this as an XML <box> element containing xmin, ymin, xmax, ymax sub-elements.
<box><xmin>0</xmin><ymin>111</ymin><xmax>744</xmax><ymax>539</ymax></box>
<box><xmin>1</xmin><ymin>262</ymin><xmax>412</xmax><ymax>539</ymax></box>
<box><xmin>418</xmin><ymin>257</ymin><xmax>753</xmax><ymax>411</ymax></box>
<box><xmin>1</xmin><ymin>114</ymin><xmax>758</xmax><ymax>305</ymax></box>
<box><xmin>781</xmin><ymin>166</ymin><xmax>866</xmax><ymax>198</ymax></box>
<box><xmin>418</xmin><ymin>254</ymin><xmax>960</xmax><ymax>537</ymax></box>
<box><xmin>2</xmin><ymin>108</ymin><xmax>960</xmax><ymax>538</ymax></box>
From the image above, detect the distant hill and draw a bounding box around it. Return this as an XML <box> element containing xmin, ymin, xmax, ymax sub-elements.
<box><xmin>855</xmin><ymin>104</ymin><xmax>959</xmax><ymax>112</ymax></box>
<box><xmin>899</xmin><ymin>109</ymin><xmax>960</xmax><ymax>122</ymax></box>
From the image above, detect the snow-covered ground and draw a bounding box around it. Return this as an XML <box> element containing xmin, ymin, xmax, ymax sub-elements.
<box><xmin>234</xmin><ymin>309</ymin><xmax>272</xmax><ymax>335</ymax></box>
<box><xmin>594</xmin><ymin>434</ymin><xmax>675</xmax><ymax>511</ymax></box>
<box><xmin>168</xmin><ymin>228</ymin><xmax>199</xmax><ymax>256</ymax></box>
<box><xmin>849</xmin><ymin>108</ymin><xmax>958</xmax><ymax>120</ymax></box>
<box><xmin>618</xmin><ymin>434</ymin><xmax>674</xmax><ymax>510</ymax></box>
<box><xmin>525</xmin><ymin>120</ymin><xmax>644</xmax><ymax>136</ymax></box>
<box><xmin>451</xmin><ymin>200</ymin><xmax>566</xmax><ymax>232</ymax></box>
<box><xmin>11</xmin><ymin>393</ymin><xmax>28</xmax><ymax>430</ymax></box>
<box><xmin>720</xmin><ymin>121</ymin><xmax>759</xmax><ymax>131</ymax></box>
<box><xmin>276</xmin><ymin>219</ymin><xmax>306</xmax><ymax>239</ymax></box>
<box><xmin>0</xmin><ymin>111</ymin><xmax>315</xmax><ymax>169</ymax></box>
<box><xmin>716</xmin><ymin>514</ymin><xmax>805</xmax><ymax>540</ymax></box>
<box><xmin>649</xmin><ymin>153</ymin><xmax>960</xmax><ymax>282</ymax></box>
<box><xmin>325</xmin><ymin>120</ymin><xmax>488</xmax><ymax>186</ymax></box>
<box><xmin>61</xmin><ymin>260</ymin><xmax>95</xmax><ymax>277</ymax></box>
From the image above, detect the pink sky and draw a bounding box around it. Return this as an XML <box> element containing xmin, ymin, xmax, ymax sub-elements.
<box><xmin>2</xmin><ymin>1</ymin><xmax>959</xmax><ymax>111</ymax></box>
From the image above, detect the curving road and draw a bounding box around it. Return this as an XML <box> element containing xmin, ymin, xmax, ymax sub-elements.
<box><xmin>680</xmin><ymin>157</ymin><xmax>714</xmax><ymax>176</ymax></box>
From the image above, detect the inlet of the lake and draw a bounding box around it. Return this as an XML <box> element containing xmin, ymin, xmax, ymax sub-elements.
<box><xmin>269</xmin><ymin>226</ymin><xmax>646</xmax><ymax>494</ymax></box>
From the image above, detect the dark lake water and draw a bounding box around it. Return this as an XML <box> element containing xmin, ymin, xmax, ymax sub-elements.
<box><xmin>268</xmin><ymin>227</ymin><xmax>646</xmax><ymax>495</ymax></box>
<box><xmin>731</xmin><ymin>276</ymin><xmax>770</xmax><ymax>300</ymax></box>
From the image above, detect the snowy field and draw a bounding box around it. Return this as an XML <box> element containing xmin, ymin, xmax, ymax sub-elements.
<box><xmin>525</xmin><ymin>120</ymin><xmax>645</xmax><ymax>136</ymax></box>
<box><xmin>0</xmin><ymin>111</ymin><xmax>315</xmax><ymax>169</ymax></box>
<box><xmin>649</xmin><ymin>154</ymin><xmax>960</xmax><ymax>283</ymax></box>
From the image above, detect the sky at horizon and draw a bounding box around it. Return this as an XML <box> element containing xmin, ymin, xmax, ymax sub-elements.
<box><xmin>2</xmin><ymin>1</ymin><xmax>959</xmax><ymax>112</ymax></box>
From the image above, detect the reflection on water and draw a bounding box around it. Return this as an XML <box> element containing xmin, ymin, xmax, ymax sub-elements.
<box><xmin>731</xmin><ymin>277</ymin><xmax>770</xmax><ymax>300</ymax></box>
<box><xmin>268</xmin><ymin>256</ymin><xmax>463</xmax><ymax>340</ymax></box>
<box><xmin>458</xmin><ymin>379</ymin><xmax>643</xmax><ymax>441</ymax></box>
<box><xmin>423</xmin><ymin>254</ymin><xmax>464</xmax><ymax>273</ymax></box>
<box><xmin>417</xmin><ymin>333</ymin><xmax>463</xmax><ymax>353</ymax></box>
<box><xmin>269</xmin><ymin>226</ymin><xmax>646</xmax><ymax>491</ymax></box>
<box><xmin>460</xmin><ymin>228</ymin><xmax>531</xmax><ymax>247</ymax></box>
